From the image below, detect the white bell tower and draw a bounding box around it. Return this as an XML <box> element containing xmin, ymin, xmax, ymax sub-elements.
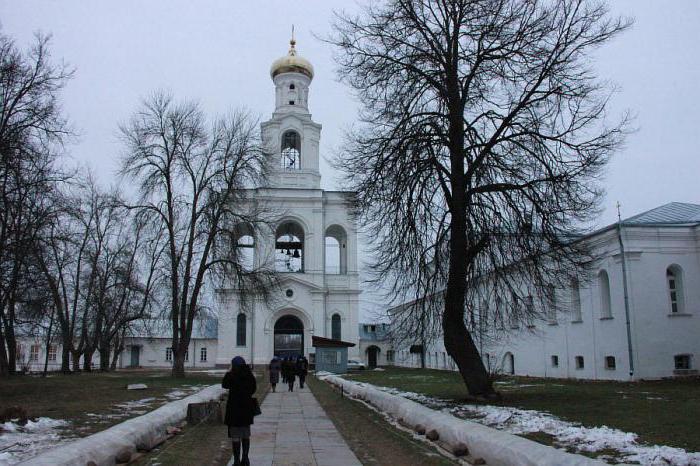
<box><xmin>261</xmin><ymin>33</ymin><xmax>322</xmax><ymax>189</ymax></box>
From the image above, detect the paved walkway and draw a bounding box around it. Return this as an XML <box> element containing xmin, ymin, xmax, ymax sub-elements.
<box><xmin>227</xmin><ymin>383</ymin><xmax>362</xmax><ymax>466</ymax></box>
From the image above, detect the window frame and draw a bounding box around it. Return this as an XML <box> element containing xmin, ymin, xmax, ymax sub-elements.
<box><xmin>674</xmin><ymin>354</ymin><xmax>692</xmax><ymax>370</ymax></box>
<box><xmin>666</xmin><ymin>266</ymin><xmax>685</xmax><ymax>314</ymax></box>
<box><xmin>605</xmin><ymin>356</ymin><xmax>616</xmax><ymax>370</ymax></box>
<box><xmin>30</xmin><ymin>345</ymin><xmax>40</xmax><ymax>362</ymax></box>
<box><xmin>331</xmin><ymin>313</ymin><xmax>341</xmax><ymax>340</ymax></box>
<box><xmin>599</xmin><ymin>269</ymin><xmax>613</xmax><ymax>319</ymax></box>
<box><xmin>236</xmin><ymin>313</ymin><xmax>247</xmax><ymax>347</ymax></box>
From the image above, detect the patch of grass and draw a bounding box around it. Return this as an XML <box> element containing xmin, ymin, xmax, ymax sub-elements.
<box><xmin>135</xmin><ymin>370</ymin><xmax>269</xmax><ymax>466</ymax></box>
<box><xmin>346</xmin><ymin>367</ymin><xmax>700</xmax><ymax>453</ymax></box>
<box><xmin>307</xmin><ymin>375</ymin><xmax>457</xmax><ymax>466</ymax></box>
<box><xmin>0</xmin><ymin>370</ymin><xmax>221</xmax><ymax>437</ymax></box>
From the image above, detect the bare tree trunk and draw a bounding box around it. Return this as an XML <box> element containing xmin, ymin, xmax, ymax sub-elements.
<box><xmin>42</xmin><ymin>308</ymin><xmax>56</xmax><ymax>377</ymax></box>
<box><xmin>82</xmin><ymin>348</ymin><xmax>94</xmax><ymax>371</ymax></box>
<box><xmin>172</xmin><ymin>342</ymin><xmax>188</xmax><ymax>378</ymax></box>
<box><xmin>60</xmin><ymin>342</ymin><xmax>71</xmax><ymax>373</ymax></box>
<box><xmin>99</xmin><ymin>345</ymin><xmax>111</xmax><ymax>371</ymax></box>
<box><xmin>5</xmin><ymin>300</ymin><xmax>17</xmax><ymax>374</ymax></box>
<box><xmin>0</xmin><ymin>323</ymin><xmax>9</xmax><ymax>377</ymax></box>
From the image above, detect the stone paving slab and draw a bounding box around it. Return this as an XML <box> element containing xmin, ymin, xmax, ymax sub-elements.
<box><xmin>227</xmin><ymin>384</ymin><xmax>361</xmax><ymax>466</ymax></box>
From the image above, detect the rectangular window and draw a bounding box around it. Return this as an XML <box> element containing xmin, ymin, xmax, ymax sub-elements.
<box><xmin>185</xmin><ymin>350</ymin><xmax>189</xmax><ymax>362</ymax></box>
<box><xmin>48</xmin><ymin>345</ymin><xmax>57</xmax><ymax>362</ymax></box>
<box><xmin>575</xmin><ymin>355</ymin><xmax>585</xmax><ymax>370</ymax></box>
<box><xmin>15</xmin><ymin>343</ymin><xmax>23</xmax><ymax>362</ymax></box>
<box><xmin>605</xmin><ymin>356</ymin><xmax>616</xmax><ymax>370</ymax></box>
<box><xmin>571</xmin><ymin>279</ymin><xmax>583</xmax><ymax>322</ymax></box>
<box><xmin>200</xmin><ymin>347</ymin><xmax>207</xmax><ymax>362</ymax></box>
<box><xmin>669</xmin><ymin>278</ymin><xmax>678</xmax><ymax>313</ymax></box>
<box><xmin>166</xmin><ymin>348</ymin><xmax>173</xmax><ymax>362</ymax></box>
<box><xmin>675</xmin><ymin>354</ymin><xmax>691</xmax><ymax>370</ymax></box>
<box><xmin>551</xmin><ymin>355</ymin><xmax>559</xmax><ymax>367</ymax></box>
<box><xmin>29</xmin><ymin>345</ymin><xmax>40</xmax><ymax>362</ymax></box>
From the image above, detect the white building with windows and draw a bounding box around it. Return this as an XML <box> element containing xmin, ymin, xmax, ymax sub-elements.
<box><xmin>215</xmin><ymin>37</ymin><xmax>360</xmax><ymax>367</ymax></box>
<box><xmin>12</xmin><ymin>317</ymin><xmax>219</xmax><ymax>372</ymax></box>
<box><xmin>391</xmin><ymin>202</ymin><xmax>700</xmax><ymax>381</ymax></box>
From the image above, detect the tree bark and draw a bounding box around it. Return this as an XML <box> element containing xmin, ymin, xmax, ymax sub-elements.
<box><xmin>99</xmin><ymin>345</ymin><xmax>110</xmax><ymax>371</ymax></box>
<box><xmin>0</xmin><ymin>323</ymin><xmax>9</xmax><ymax>377</ymax></box>
<box><xmin>61</xmin><ymin>342</ymin><xmax>71</xmax><ymax>373</ymax></box>
<box><xmin>172</xmin><ymin>342</ymin><xmax>188</xmax><ymax>378</ymax></box>
<box><xmin>82</xmin><ymin>348</ymin><xmax>94</xmax><ymax>371</ymax></box>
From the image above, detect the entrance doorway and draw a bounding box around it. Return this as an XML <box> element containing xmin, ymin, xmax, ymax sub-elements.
<box><xmin>504</xmin><ymin>352</ymin><xmax>515</xmax><ymax>375</ymax></box>
<box><xmin>130</xmin><ymin>346</ymin><xmax>140</xmax><ymax>367</ymax></box>
<box><xmin>274</xmin><ymin>315</ymin><xmax>304</xmax><ymax>359</ymax></box>
<box><xmin>367</xmin><ymin>346</ymin><xmax>380</xmax><ymax>369</ymax></box>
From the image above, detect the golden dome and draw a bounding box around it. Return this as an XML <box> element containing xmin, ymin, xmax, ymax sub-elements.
<box><xmin>270</xmin><ymin>38</ymin><xmax>314</xmax><ymax>80</ymax></box>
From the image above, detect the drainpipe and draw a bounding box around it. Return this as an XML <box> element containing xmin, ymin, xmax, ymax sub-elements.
<box><xmin>617</xmin><ymin>207</ymin><xmax>635</xmax><ymax>378</ymax></box>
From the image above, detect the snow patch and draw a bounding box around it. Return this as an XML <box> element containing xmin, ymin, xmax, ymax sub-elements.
<box><xmin>15</xmin><ymin>385</ymin><xmax>225</xmax><ymax>466</ymax></box>
<box><xmin>0</xmin><ymin>418</ymin><xmax>72</xmax><ymax>465</ymax></box>
<box><xmin>347</xmin><ymin>380</ymin><xmax>700</xmax><ymax>466</ymax></box>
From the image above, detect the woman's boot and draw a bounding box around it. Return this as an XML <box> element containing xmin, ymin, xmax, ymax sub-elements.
<box><xmin>232</xmin><ymin>440</ymin><xmax>241</xmax><ymax>466</ymax></box>
<box><xmin>241</xmin><ymin>438</ymin><xmax>250</xmax><ymax>466</ymax></box>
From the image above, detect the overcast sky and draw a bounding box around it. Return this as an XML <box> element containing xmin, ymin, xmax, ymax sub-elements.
<box><xmin>2</xmin><ymin>1</ymin><xmax>699</xmax><ymax>319</ymax></box>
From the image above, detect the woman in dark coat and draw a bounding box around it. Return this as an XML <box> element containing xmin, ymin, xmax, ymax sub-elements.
<box><xmin>222</xmin><ymin>356</ymin><xmax>257</xmax><ymax>466</ymax></box>
<box><xmin>282</xmin><ymin>357</ymin><xmax>295</xmax><ymax>391</ymax></box>
<box><xmin>295</xmin><ymin>355</ymin><xmax>309</xmax><ymax>389</ymax></box>
<box><xmin>269</xmin><ymin>357</ymin><xmax>281</xmax><ymax>392</ymax></box>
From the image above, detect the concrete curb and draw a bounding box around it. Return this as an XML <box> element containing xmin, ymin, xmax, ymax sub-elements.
<box><xmin>322</xmin><ymin>375</ymin><xmax>608</xmax><ymax>466</ymax></box>
<box><xmin>19</xmin><ymin>385</ymin><xmax>226</xmax><ymax>466</ymax></box>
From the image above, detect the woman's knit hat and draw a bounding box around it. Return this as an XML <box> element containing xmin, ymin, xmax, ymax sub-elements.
<box><xmin>231</xmin><ymin>356</ymin><xmax>246</xmax><ymax>366</ymax></box>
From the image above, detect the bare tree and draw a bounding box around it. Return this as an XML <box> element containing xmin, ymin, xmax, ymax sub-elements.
<box><xmin>330</xmin><ymin>0</ymin><xmax>630</xmax><ymax>396</ymax></box>
<box><xmin>120</xmin><ymin>92</ymin><xmax>275</xmax><ymax>377</ymax></box>
<box><xmin>0</xmin><ymin>31</ymin><xmax>73</xmax><ymax>376</ymax></box>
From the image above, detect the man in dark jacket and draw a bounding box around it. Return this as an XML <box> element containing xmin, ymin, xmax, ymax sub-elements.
<box><xmin>296</xmin><ymin>356</ymin><xmax>309</xmax><ymax>389</ymax></box>
<box><xmin>222</xmin><ymin>356</ymin><xmax>257</xmax><ymax>466</ymax></box>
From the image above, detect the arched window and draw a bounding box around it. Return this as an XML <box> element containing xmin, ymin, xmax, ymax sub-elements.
<box><xmin>234</xmin><ymin>223</ymin><xmax>255</xmax><ymax>271</ymax></box>
<box><xmin>281</xmin><ymin>130</ymin><xmax>301</xmax><ymax>170</ymax></box>
<box><xmin>236</xmin><ymin>313</ymin><xmax>246</xmax><ymax>346</ymax></box>
<box><xmin>667</xmin><ymin>265</ymin><xmax>684</xmax><ymax>313</ymax></box>
<box><xmin>509</xmin><ymin>291</ymin><xmax>519</xmax><ymax>328</ymax></box>
<box><xmin>325</xmin><ymin>225</ymin><xmax>347</xmax><ymax>275</ymax></box>
<box><xmin>275</xmin><ymin>222</ymin><xmax>304</xmax><ymax>272</ymax></box>
<box><xmin>331</xmin><ymin>313</ymin><xmax>341</xmax><ymax>340</ymax></box>
<box><xmin>599</xmin><ymin>270</ymin><xmax>612</xmax><ymax>318</ymax></box>
<box><xmin>571</xmin><ymin>278</ymin><xmax>582</xmax><ymax>322</ymax></box>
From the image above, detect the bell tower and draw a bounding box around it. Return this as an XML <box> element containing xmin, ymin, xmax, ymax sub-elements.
<box><xmin>261</xmin><ymin>32</ymin><xmax>322</xmax><ymax>189</ymax></box>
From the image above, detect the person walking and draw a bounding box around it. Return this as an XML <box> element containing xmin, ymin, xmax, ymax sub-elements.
<box><xmin>296</xmin><ymin>355</ymin><xmax>309</xmax><ymax>389</ymax></box>
<box><xmin>222</xmin><ymin>356</ymin><xmax>257</xmax><ymax>466</ymax></box>
<box><xmin>269</xmin><ymin>356</ymin><xmax>281</xmax><ymax>393</ymax></box>
<box><xmin>283</xmin><ymin>357</ymin><xmax>296</xmax><ymax>392</ymax></box>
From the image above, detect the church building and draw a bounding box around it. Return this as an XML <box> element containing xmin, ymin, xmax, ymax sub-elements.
<box><xmin>215</xmin><ymin>37</ymin><xmax>360</xmax><ymax>367</ymax></box>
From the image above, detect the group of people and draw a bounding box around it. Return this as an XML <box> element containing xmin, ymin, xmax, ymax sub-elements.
<box><xmin>221</xmin><ymin>354</ymin><xmax>310</xmax><ymax>465</ymax></box>
<box><xmin>268</xmin><ymin>355</ymin><xmax>308</xmax><ymax>392</ymax></box>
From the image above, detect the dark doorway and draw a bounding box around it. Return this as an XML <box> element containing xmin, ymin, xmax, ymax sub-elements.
<box><xmin>130</xmin><ymin>346</ymin><xmax>140</xmax><ymax>367</ymax></box>
<box><xmin>504</xmin><ymin>352</ymin><xmax>515</xmax><ymax>375</ymax></box>
<box><xmin>367</xmin><ymin>346</ymin><xmax>380</xmax><ymax>369</ymax></box>
<box><xmin>274</xmin><ymin>315</ymin><xmax>304</xmax><ymax>359</ymax></box>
